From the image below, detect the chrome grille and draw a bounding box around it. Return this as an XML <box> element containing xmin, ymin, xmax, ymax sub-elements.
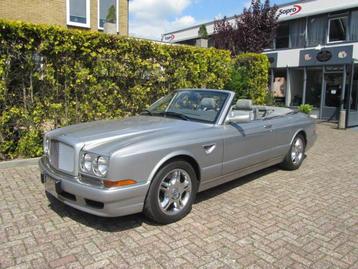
<box><xmin>49</xmin><ymin>140</ymin><xmax>75</xmax><ymax>173</ymax></box>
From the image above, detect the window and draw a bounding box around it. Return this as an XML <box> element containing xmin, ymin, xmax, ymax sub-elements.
<box><xmin>307</xmin><ymin>15</ymin><xmax>327</xmax><ymax>47</ymax></box>
<box><xmin>98</xmin><ymin>0</ymin><xmax>118</xmax><ymax>30</ymax></box>
<box><xmin>275</xmin><ymin>23</ymin><xmax>289</xmax><ymax>49</ymax></box>
<box><xmin>289</xmin><ymin>19</ymin><xmax>306</xmax><ymax>48</ymax></box>
<box><xmin>350</xmin><ymin>11</ymin><xmax>358</xmax><ymax>41</ymax></box>
<box><xmin>305</xmin><ymin>68</ymin><xmax>322</xmax><ymax>108</ymax></box>
<box><xmin>272</xmin><ymin>69</ymin><xmax>287</xmax><ymax>105</ymax></box>
<box><xmin>328</xmin><ymin>16</ymin><xmax>348</xmax><ymax>43</ymax></box>
<box><xmin>289</xmin><ymin>69</ymin><xmax>304</xmax><ymax>106</ymax></box>
<box><xmin>67</xmin><ymin>0</ymin><xmax>90</xmax><ymax>28</ymax></box>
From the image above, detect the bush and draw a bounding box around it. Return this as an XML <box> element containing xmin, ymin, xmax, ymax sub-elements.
<box><xmin>225</xmin><ymin>53</ymin><xmax>269</xmax><ymax>105</ymax></box>
<box><xmin>0</xmin><ymin>20</ymin><xmax>232</xmax><ymax>160</ymax></box>
<box><xmin>298</xmin><ymin>104</ymin><xmax>313</xmax><ymax>114</ymax></box>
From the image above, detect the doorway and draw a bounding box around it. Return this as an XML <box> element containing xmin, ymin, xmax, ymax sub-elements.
<box><xmin>321</xmin><ymin>72</ymin><xmax>343</xmax><ymax>120</ymax></box>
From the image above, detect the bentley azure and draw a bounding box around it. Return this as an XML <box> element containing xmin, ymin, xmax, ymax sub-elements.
<box><xmin>40</xmin><ymin>89</ymin><xmax>316</xmax><ymax>224</ymax></box>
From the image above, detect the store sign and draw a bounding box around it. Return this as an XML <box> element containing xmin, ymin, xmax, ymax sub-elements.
<box><xmin>278</xmin><ymin>4</ymin><xmax>302</xmax><ymax>17</ymax></box>
<box><xmin>299</xmin><ymin>45</ymin><xmax>353</xmax><ymax>66</ymax></box>
<box><xmin>316</xmin><ymin>50</ymin><xmax>332</xmax><ymax>62</ymax></box>
<box><xmin>164</xmin><ymin>34</ymin><xmax>175</xmax><ymax>42</ymax></box>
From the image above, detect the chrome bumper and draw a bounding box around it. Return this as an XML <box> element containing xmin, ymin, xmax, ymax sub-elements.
<box><xmin>39</xmin><ymin>156</ymin><xmax>150</xmax><ymax>217</ymax></box>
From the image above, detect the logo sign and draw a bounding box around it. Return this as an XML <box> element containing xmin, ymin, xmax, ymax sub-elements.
<box><xmin>278</xmin><ymin>4</ymin><xmax>302</xmax><ymax>17</ymax></box>
<box><xmin>304</xmin><ymin>54</ymin><xmax>312</xmax><ymax>61</ymax></box>
<box><xmin>164</xmin><ymin>34</ymin><xmax>175</xmax><ymax>42</ymax></box>
<box><xmin>338</xmin><ymin>50</ymin><xmax>348</xmax><ymax>59</ymax></box>
<box><xmin>316</xmin><ymin>50</ymin><xmax>332</xmax><ymax>62</ymax></box>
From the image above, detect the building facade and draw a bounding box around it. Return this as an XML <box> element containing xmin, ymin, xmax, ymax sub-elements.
<box><xmin>0</xmin><ymin>0</ymin><xmax>128</xmax><ymax>35</ymax></box>
<box><xmin>162</xmin><ymin>0</ymin><xmax>358</xmax><ymax>128</ymax></box>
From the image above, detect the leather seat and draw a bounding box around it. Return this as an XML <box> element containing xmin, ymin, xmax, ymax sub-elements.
<box><xmin>232</xmin><ymin>99</ymin><xmax>257</xmax><ymax>120</ymax></box>
<box><xmin>198</xmin><ymin>98</ymin><xmax>217</xmax><ymax>111</ymax></box>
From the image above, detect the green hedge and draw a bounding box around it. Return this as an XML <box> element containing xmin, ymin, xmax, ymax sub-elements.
<box><xmin>225</xmin><ymin>53</ymin><xmax>270</xmax><ymax>105</ymax></box>
<box><xmin>0</xmin><ymin>20</ymin><xmax>232</xmax><ymax>160</ymax></box>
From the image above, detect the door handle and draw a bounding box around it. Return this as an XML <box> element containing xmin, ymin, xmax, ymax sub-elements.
<box><xmin>264</xmin><ymin>124</ymin><xmax>272</xmax><ymax>129</ymax></box>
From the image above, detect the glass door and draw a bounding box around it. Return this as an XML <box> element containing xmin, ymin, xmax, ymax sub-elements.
<box><xmin>321</xmin><ymin>73</ymin><xmax>343</xmax><ymax>120</ymax></box>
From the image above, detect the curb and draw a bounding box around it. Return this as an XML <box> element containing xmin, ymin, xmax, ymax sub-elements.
<box><xmin>0</xmin><ymin>157</ymin><xmax>40</xmax><ymax>169</ymax></box>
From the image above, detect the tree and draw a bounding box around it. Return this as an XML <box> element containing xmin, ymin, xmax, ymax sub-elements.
<box><xmin>106</xmin><ymin>5</ymin><xmax>116</xmax><ymax>23</ymax></box>
<box><xmin>198</xmin><ymin>25</ymin><xmax>208</xmax><ymax>39</ymax></box>
<box><xmin>213</xmin><ymin>0</ymin><xmax>279</xmax><ymax>55</ymax></box>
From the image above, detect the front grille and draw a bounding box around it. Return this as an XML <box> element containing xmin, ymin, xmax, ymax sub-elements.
<box><xmin>49</xmin><ymin>140</ymin><xmax>75</xmax><ymax>173</ymax></box>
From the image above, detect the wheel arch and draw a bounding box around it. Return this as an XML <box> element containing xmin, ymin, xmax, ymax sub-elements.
<box><xmin>148</xmin><ymin>151</ymin><xmax>201</xmax><ymax>183</ymax></box>
<box><xmin>290</xmin><ymin>129</ymin><xmax>307</xmax><ymax>146</ymax></box>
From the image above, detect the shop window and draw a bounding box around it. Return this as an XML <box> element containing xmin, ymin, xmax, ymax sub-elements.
<box><xmin>307</xmin><ymin>15</ymin><xmax>327</xmax><ymax>47</ymax></box>
<box><xmin>328</xmin><ymin>16</ymin><xmax>348</xmax><ymax>43</ymax></box>
<box><xmin>350</xmin><ymin>65</ymin><xmax>358</xmax><ymax>110</ymax></box>
<box><xmin>289</xmin><ymin>69</ymin><xmax>304</xmax><ymax>106</ymax></box>
<box><xmin>272</xmin><ymin>69</ymin><xmax>287</xmax><ymax>105</ymax></box>
<box><xmin>275</xmin><ymin>23</ymin><xmax>289</xmax><ymax>49</ymax></box>
<box><xmin>67</xmin><ymin>0</ymin><xmax>90</xmax><ymax>28</ymax></box>
<box><xmin>305</xmin><ymin>68</ymin><xmax>322</xmax><ymax>108</ymax></box>
<box><xmin>98</xmin><ymin>0</ymin><xmax>117</xmax><ymax>30</ymax></box>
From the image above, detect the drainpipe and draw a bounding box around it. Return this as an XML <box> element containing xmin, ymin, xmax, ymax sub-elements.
<box><xmin>338</xmin><ymin>65</ymin><xmax>347</xmax><ymax>129</ymax></box>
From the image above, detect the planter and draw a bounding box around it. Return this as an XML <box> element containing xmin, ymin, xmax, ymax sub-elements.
<box><xmin>196</xmin><ymin>38</ymin><xmax>208</xmax><ymax>48</ymax></box>
<box><xmin>104</xmin><ymin>22</ymin><xmax>117</xmax><ymax>34</ymax></box>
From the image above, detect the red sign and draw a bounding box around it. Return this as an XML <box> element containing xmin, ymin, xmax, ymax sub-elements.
<box><xmin>164</xmin><ymin>34</ymin><xmax>175</xmax><ymax>42</ymax></box>
<box><xmin>278</xmin><ymin>4</ymin><xmax>302</xmax><ymax>17</ymax></box>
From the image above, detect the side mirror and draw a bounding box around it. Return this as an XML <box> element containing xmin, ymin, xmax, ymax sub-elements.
<box><xmin>225</xmin><ymin>113</ymin><xmax>251</xmax><ymax>124</ymax></box>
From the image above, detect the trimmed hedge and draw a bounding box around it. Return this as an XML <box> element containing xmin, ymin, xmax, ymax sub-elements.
<box><xmin>225</xmin><ymin>53</ymin><xmax>270</xmax><ymax>105</ymax></box>
<box><xmin>0</xmin><ymin>20</ymin><xmax>232</xmax><ymax>160</ymax></box>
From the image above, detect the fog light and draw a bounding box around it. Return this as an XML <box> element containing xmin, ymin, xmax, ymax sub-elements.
<box><xmin>103</xmin><ymin>179</ymin><xmax>137</xmax><ymax>188</ymax></box>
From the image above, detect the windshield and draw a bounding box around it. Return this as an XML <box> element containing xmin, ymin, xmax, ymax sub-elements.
<box><xmin>145</xmin><ymin>90</ymin><xmax>229</xmax><ymax>123</ymax></box>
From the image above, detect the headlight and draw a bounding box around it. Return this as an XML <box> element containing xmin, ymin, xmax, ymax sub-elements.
<box><xmin>81</xmin><ymin>153</ymin><xmax>93</xmax><ymax>173</ymax></box>
<box><xmin>93</xmin><ymin>156</ymin><xmax>108</xmax><ymax>177</ymax></box>
<box><xmin>44</xmin><ymin>138</ymin><xmax>49</xmax><ymax>155</ymax></box>
<box><xmin>80</xmin><ymin>152</ymin><xmax>109</xmax><ymax>178</ymax></box>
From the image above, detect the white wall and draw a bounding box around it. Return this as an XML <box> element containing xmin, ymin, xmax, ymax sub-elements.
<box><xmin>162</xmin><ymin>0</ymin><xmax>358</xmax><ymax>43</ymax></box>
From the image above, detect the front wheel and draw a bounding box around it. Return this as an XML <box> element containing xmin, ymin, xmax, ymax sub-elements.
<box><xmin>144</xmin><ymin>160</ymin><xmax>198</xmax><ymax>224</ymax></box>
<box><xmin>280</xmin><ymin>134</ymin><xmax>306</xmax><ymax>170</ymax></box>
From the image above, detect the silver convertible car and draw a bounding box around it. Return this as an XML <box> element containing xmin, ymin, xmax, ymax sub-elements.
<box><xmin>40</xmin><ymin>89</ymin><xmax>316</xmax><ymax>224</ymax></box>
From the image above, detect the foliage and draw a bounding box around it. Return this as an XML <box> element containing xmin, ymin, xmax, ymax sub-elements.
<box><xmin>298</xmin><ymin>104</ymin><xmax>313</xmax><ymax>114</ymax></box>
<box><xmin>106</xmin><ymin>5</ymin><xmax>117</xmax><ymax>23</ymax></box>
<box><xmin>0</xmin><ymin>20</ymin><xmax>232</xmax><ymax>160</ymax></box>
<box><xmin>213</xmin><ymin>0</ymin><xmax>279</xmax><ymax>55</ymax></box>
<box><xmin>225</xmin><ymin>53</ymin><xmax>270</xmax><ymax>105</ymax></box>
<box><xmin>198</xmin><ymin>25</ymin><xmax>208</xmax><ymax>39</ymax></box>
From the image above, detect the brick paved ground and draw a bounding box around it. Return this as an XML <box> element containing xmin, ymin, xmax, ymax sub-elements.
<box><xmin>0</xmin><ymin>123</ymin><xmax>357</xmax><ymax>269</ymax></box>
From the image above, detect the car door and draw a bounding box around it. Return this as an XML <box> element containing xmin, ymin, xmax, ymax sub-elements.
<box><xmin>222</xmin><ymin>118</ymin><xmax>275</xmax><ymax>175</ymax></box>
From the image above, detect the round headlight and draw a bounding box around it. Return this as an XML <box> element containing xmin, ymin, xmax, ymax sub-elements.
<box><xmin>93</xmin><ymin>156</ymin><xmax>108</xmax><ymax>177</ymax></box>
<box><xmin>82</xmin><ymin>153</ymin><xmax>92</xmax><ymax>172</ymax></box>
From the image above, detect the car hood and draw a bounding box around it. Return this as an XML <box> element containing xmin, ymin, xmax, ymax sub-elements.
<box><xmin>47</xmin><ymin>116</ymin><xmax>212</xmax><ymax>153</ymax></box>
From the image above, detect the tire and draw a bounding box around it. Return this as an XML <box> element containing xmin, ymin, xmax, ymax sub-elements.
<box><xmin>280</xmin><ymin>133</ymin><xmax>306</xmax><ymax>170</ymax></box>
<box><xmin>144</xmin><ymin>160</ymin><xmax>198</xmax><ymax>224</ymax></box>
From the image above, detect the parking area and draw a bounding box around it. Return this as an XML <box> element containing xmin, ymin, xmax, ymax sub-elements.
<box><xmin>0</xmin><ymin>123</ymin><xmax>357</xmax><ymax>269</ymax></box>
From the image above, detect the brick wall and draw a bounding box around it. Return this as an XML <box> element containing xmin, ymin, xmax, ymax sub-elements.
<box><xmin>0</xmin><ymin>0</ymin><xmax>128</xmax><ymax>35</ymax></box>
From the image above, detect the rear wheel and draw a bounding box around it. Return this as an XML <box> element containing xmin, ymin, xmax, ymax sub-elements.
<box><xmin>144</xmin><ymin>160</ymin><xmax>198</xmax><ymax>224</ymax></box>
<box><xmin>281</xmin><ymin>134</ymin><xmax>306</xmax><ymax>170</ymax></box>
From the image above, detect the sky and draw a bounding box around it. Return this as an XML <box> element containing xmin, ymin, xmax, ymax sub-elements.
<box><xmin>129</xmin><ymin>0</ymin><xmax>293</xmax><ymax>40</ymax></box>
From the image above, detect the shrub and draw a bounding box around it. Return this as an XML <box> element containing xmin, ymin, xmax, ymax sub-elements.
<box><xmin>298</xmin><ymin>104</ymin><xmax>313</xmax><ymax>114</ymax></box>
<box><xmin>0</xmin><ymin>20</ymin><xmax>232</xmax><ymax>160</ymax></box>
<box><xmin>225</xmin><ymin>53</ymin><xmax>270</xmax><ymax>105</ymax></box>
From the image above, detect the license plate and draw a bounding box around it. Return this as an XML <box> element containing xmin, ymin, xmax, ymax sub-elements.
<box><xmin>44</xmin><ymin>175</ymin><xmax>61</xmax><ymax>194</ymax></box>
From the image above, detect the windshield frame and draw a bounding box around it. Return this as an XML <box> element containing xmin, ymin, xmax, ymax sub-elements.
<box><xmin>145</xmin><ymin>89</ymin><xmax>233</xmax><ymax>124</ymax></box>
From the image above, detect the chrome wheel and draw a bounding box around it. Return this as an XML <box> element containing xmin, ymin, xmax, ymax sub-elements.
<box><xmin>158</xmin><ymin>169</ymin><xmax>192</xmax><ymax>215</ymax></box>
<box><xmin>291</xmin><ymin>137</ymin><xmax>304</xmax><ymax>165</ymax></box>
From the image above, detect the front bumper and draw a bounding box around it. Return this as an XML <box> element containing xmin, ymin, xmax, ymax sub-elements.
<box><xmin>39</xmin><ymin>156</ymin><xmax>150</xmax><ymax>217</ymax></box>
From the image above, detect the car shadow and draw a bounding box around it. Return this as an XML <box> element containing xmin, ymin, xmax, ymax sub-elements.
<box><xmin>195</xmin><ymin>165</ymin><xmax>279</xmax><ymax>203</ymax></box>
<box><xmin>47</xmin><ymin>165</ymin><xmax>280</xmax><ymax>231</ymax></box>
